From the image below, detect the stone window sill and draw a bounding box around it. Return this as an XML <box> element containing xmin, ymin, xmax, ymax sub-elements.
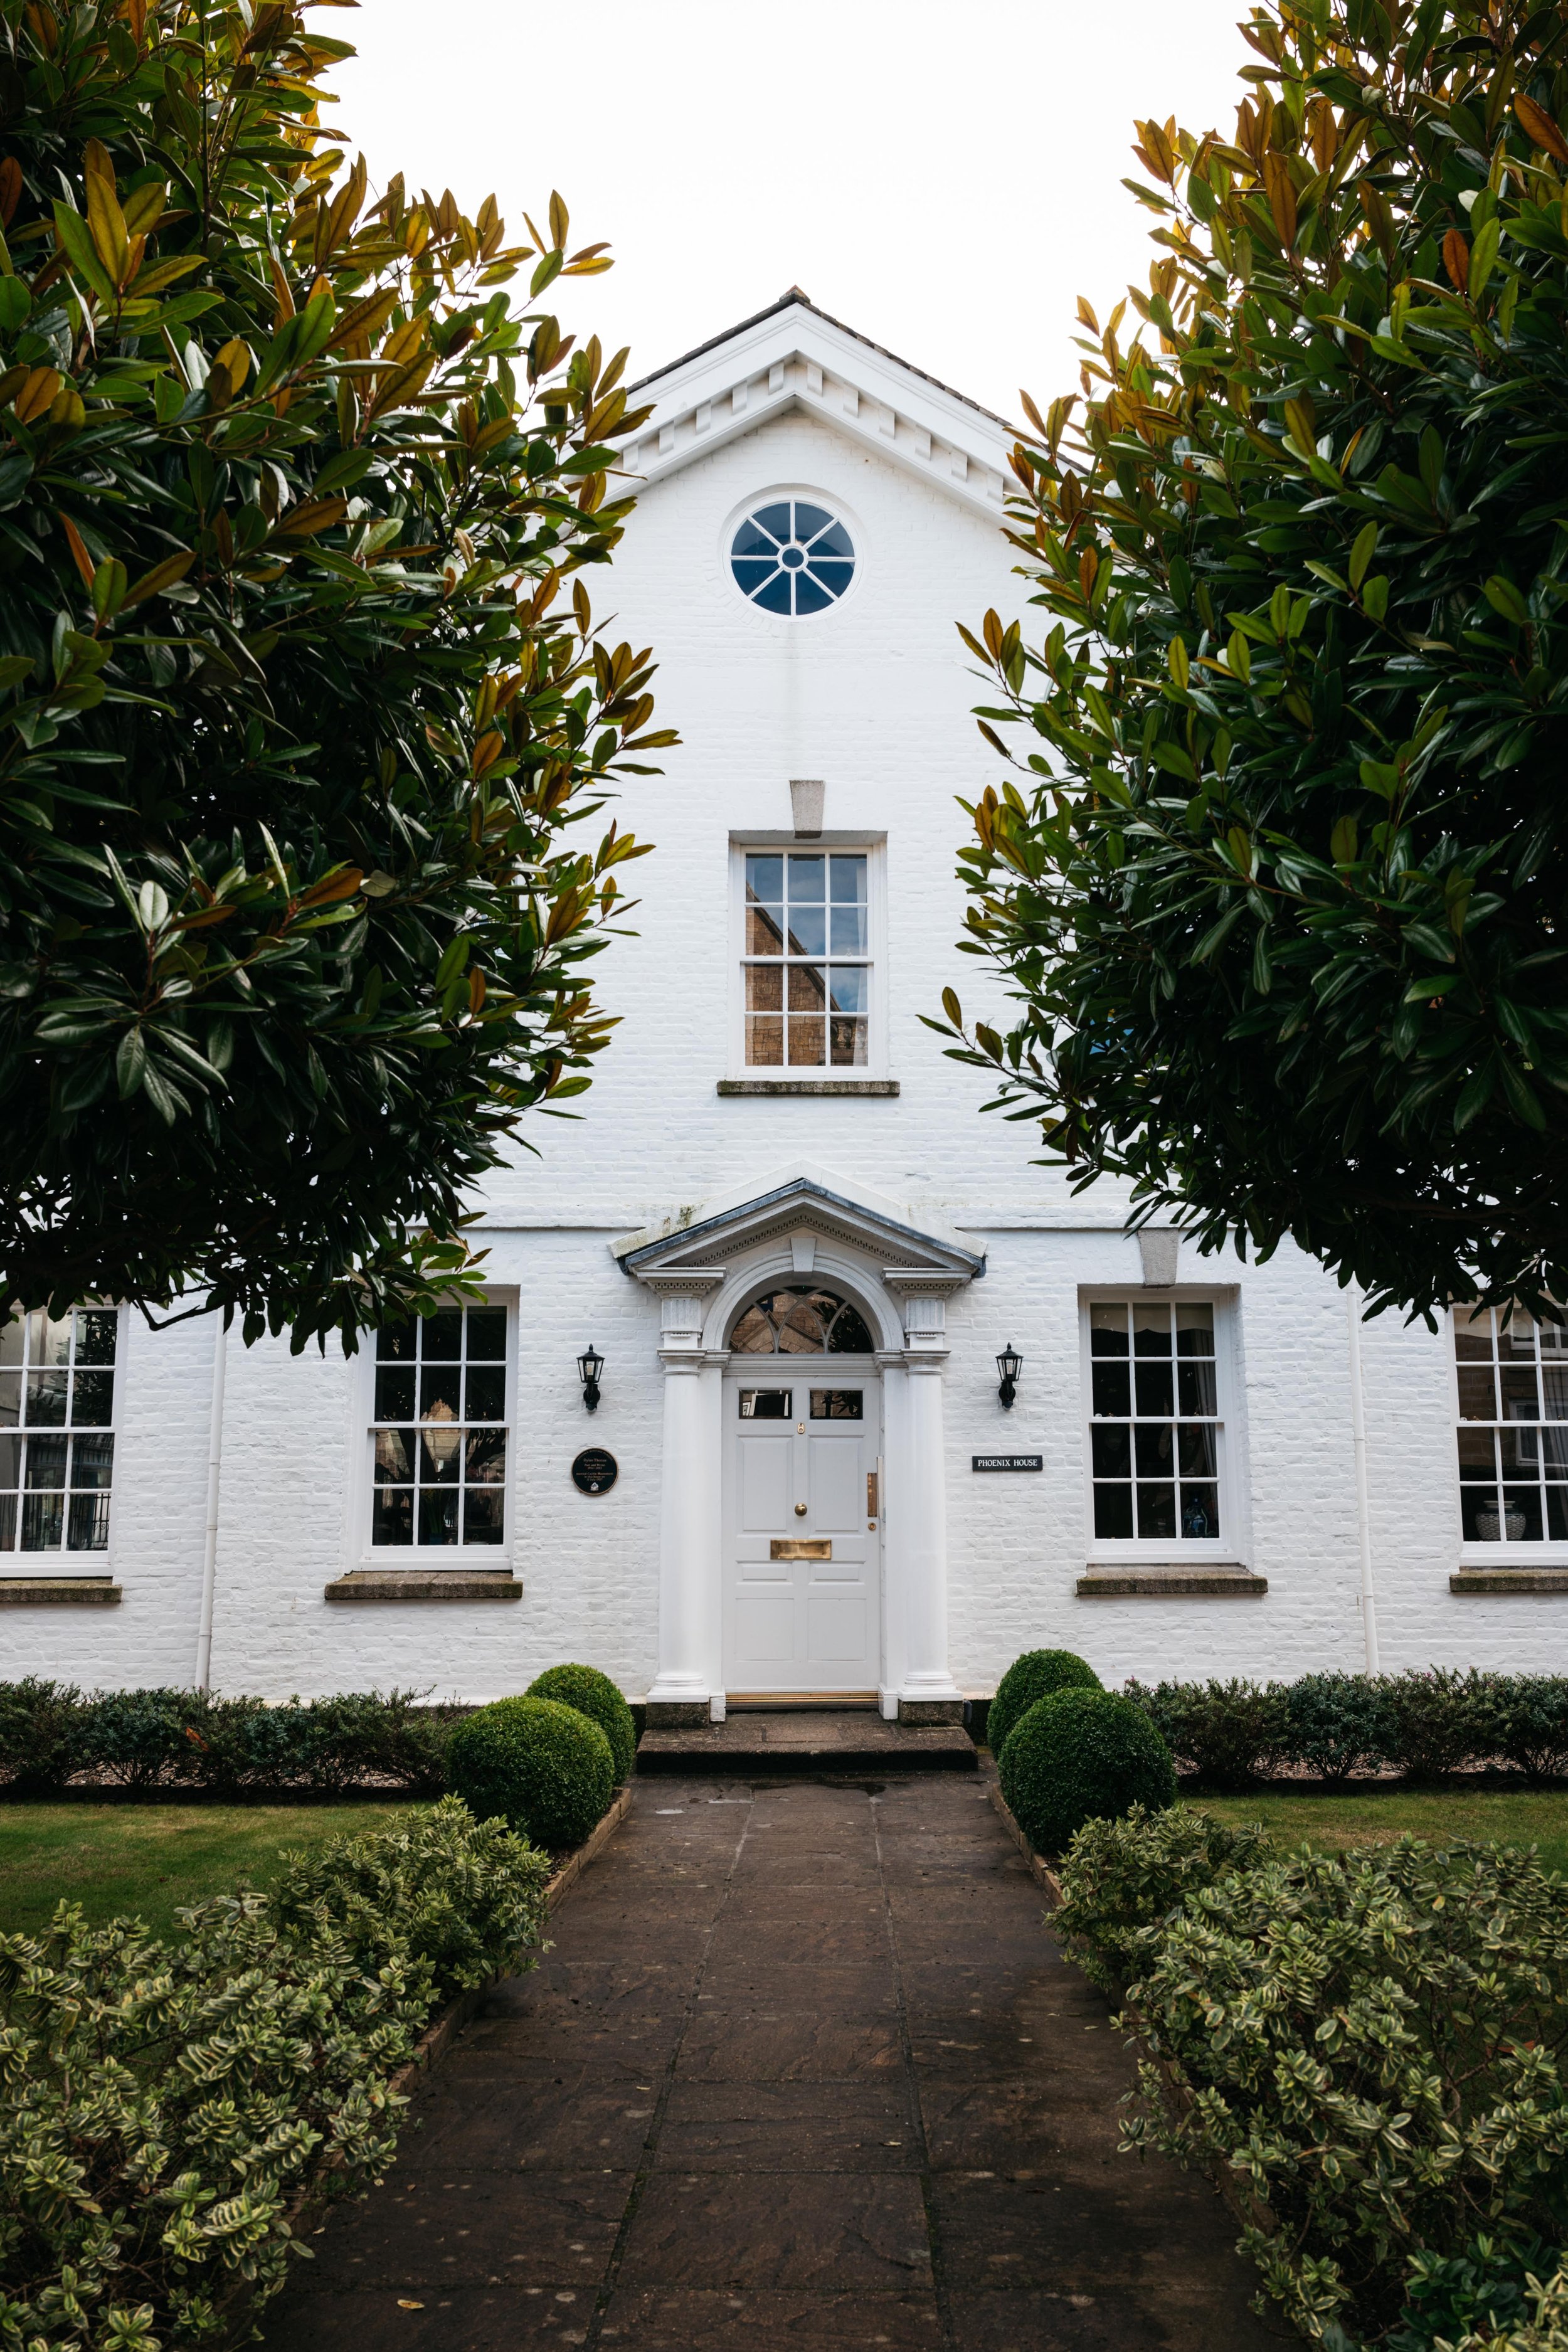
<box><xmin>1450</xmin><ymin>1566</ymin><xmax>1568</xmax><ymax>1594</ymax></box>
<box><xmin>325</xmin><ymin>1570</ymin><xmax>522</xmax><ymax>1603</ymax></box>
<box><xmin>1077</xmin><ymin>1565</ymin><xmax>1266</xmax><ymax>1597</ymax></box>
<box><xmin>716</xmin><ymin>1078</ymin><xmax>899</xmax><ymax>1096</ymax></box>
<box><xmin>0</xmin><ymin>1576</ymin><xmax>122</xmax><ymax>1604</ymax></box>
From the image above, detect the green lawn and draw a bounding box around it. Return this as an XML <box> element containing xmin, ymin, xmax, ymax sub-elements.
<box><xmin>1200</xmin><ymin>1788</ymin><xmax>1568</xmax><ymax>1877</ymax></box>
<box><xmin>0</xmin><ymin>1802</ymin><xmax>415</xmax><ymax>1941</ymax></box>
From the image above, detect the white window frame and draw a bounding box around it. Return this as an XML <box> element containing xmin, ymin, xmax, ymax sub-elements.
<box><xmin>1449</xmin><ymin>1304</ymin><xmax>1568</xmax><ymax>1563</ymax></box>
<box><xmin>728</xmin><ymin>834</ymin><xmax>890</xmax><ymax>1080</ymax></box>
<box><xmin>0</xmin><ymin>1302</ymin><xmax>124</xmax><ymax>1577</ymax></box>
<box><xmin>1078</xmin><ymin>1287</ymin><xmax>1246</xmax><ymax>1565</ymax></box>
<box><xmin>351</xmin><ymin>1293</ymin><xmax>517</xmax><ymax>1569</ymax></box>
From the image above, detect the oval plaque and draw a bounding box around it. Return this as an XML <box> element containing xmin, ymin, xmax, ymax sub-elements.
<box><xmin>571</xmin><ymin>1446</ymin><xmax>618</xmax><ymax>1496</ymax></box>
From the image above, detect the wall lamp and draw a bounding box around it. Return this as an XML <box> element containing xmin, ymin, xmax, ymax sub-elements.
<box><xmin>996</xmin><ymin>1344</ymin><xmax>1022</xmax><ymax>1410</ymax></box>
<box><xmin>578</xmin><ymin>1344</ymin><xmax>604</xmax><ymax>1413</ymax></box>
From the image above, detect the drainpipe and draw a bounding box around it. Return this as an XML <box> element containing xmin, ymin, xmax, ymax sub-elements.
<box><xmin>194</xmin><ymin>1311</ymin><xmax>228</xmax><ymax>1693</ymax></box>
<box><xmin>1345</xmin><ymin>1283</ymin><xmax>1380</xmax><ymax>1672</ymax></box>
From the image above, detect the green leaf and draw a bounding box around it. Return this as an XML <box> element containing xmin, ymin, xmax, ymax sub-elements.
<box><xmin>1483</xmin><ymin>575</ymin><xmax>1530</xmax><ymax>627</ymax></box>
<box><xmin>1348</xmin><ymin>522</ymin><xmax>1378</xmax><ymax>591</ymax></box>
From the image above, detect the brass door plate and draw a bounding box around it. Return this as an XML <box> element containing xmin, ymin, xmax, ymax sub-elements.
<box><xmin>770</xmin><ymin>1539</ymin><xmax>831</xmax><ymax>1560</ymax></box>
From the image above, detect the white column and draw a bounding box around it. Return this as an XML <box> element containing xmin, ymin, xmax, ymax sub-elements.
<box><xmin>639</xmin><ymin>1275</ymin><xmax>723</xmax><ymax>1719</ymax></box>
<box><xmin>885</xmin><ymin>1277</ymin><xmax>965</xmax><ymax>1712</ymax></box>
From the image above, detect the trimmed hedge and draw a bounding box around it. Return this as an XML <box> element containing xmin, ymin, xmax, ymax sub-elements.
<box><xmin>986</xmin><ymin>1648</ymin><xmax>1101</xmax><ymax>1761</ymax></box>
<box><xmin>0</xmin><ymin>1798</ymin><xmax>550</xmax><ymax>2352</ymax></box>
<box><xmin>998</xmin><ymin>1687</ymin><xmax>1176</xmax><ymax>1855</ymax></box>
<box><xmin>527</xmin><ymin>1663</ymin><xmax>636</xmax><ymax>1784</ymax></box>
<box><xmin>446</xmin><ymin>1695</ymin><xmax>614</xmax><ymax>1850</ymax></box>
<box><xmin>1055</xmin><ymin>1806</ymin><xmax>1568</xmax><ymax>2346</ymax></box>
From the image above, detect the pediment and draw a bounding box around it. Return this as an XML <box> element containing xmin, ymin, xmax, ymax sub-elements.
<box><xmin>616</xmin><ymin>1173</ymin><xmax>985</xmax><ymax>1286</ymax></box>
<box><xmin>617</xmin><ymin>290</ymin><xmax>1016</xmax><ymax>524</ymax></box>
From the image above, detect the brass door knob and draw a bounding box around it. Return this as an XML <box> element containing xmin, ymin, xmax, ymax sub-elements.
<box><xmin>794</xmin><ymin>1502</ymin><xmax>807</xmax><ymax>1517</ymax></box>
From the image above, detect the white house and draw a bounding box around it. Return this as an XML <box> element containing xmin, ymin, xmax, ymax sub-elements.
<box><xmin>4</xmin><ymin>290</ymin><xmax>1563</xmax><ymax>1712</ymax></box>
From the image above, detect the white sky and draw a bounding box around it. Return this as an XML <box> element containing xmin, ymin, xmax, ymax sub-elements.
<box><xmin>330</xmin><ymin>0</ymin><xmax>1251</xmax><ymax>425</ymax></box>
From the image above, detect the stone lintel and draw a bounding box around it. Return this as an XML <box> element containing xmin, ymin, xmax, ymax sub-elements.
<box><xmin>324</xmin><ymin>1571</ymin><xmax>522</xmax><ymax>1602</ymax></box>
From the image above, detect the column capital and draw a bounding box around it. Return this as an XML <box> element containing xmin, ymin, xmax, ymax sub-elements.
<box><xmin>882</xmin><ymin>1271</ymin><xmax>966</xmax><ymax>1355</ymax></box>
<box><xmin>634</xmin><ymin>1267</ymin><xmax>725</xmax><ymax>1355</ymax></box>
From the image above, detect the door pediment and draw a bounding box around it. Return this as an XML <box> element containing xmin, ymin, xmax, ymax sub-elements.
<box><xmin>616</xmin><ymin>1173</ymin><xmax>985</xmax><ymax>1288</ymax></box>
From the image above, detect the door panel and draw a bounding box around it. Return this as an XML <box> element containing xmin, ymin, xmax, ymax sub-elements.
<box><xmin>724</xmin><ymin>1375</ymin><xmax>881</xmax><ymax>1692</ymax></box>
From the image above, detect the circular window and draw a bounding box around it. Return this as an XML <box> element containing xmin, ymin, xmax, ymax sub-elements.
<box><xmin>730</xmin><ymin>499</ymin><xmax>856</xmax><ymax>617</ymax></box>
<box><xmin>729</xmin><ymin>1285</ymin><xmax>875</xmax><ymax>1355</ymax></box>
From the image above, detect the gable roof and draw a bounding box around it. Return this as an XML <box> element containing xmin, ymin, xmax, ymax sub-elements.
<box><xmin>617</xmin><ymin>287</ymin><xmax>1019</xmax><ymax>522</ymax></box>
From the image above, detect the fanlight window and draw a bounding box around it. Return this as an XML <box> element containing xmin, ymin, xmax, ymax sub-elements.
<box><xmin>729</xmin><ymin>1285</ymin><xmax>875</xmax><ymax>1355</ymax></box>
<box><xmin>730</xmin><ymin>499</ymin><xmax>856</xmax><ymax>615</ymax></box>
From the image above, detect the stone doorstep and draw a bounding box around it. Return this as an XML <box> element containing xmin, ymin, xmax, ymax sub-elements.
<box><xmin>637</xmin><ymin>1708</ymin><xmax>977</xmax><ymax>1776</ymax></box>
<box><xmin>323</xmin><ymin>1570</ymin><xmax>522</xmax><ymax>1602</ymax></box>
<box><xmin>1077</xmin><ymin>1567</ymin><xmax>1268</xmax><ymax>1597</ymax></box>
<box><xmin>0</xmin><ymin>1576</ymin><xmax>121</xmax><ymax>1604</ymax></box>
<box><xmin>1451</xmin><ymin>1567</ymin><xmax>1568</xmax><ymax>1593</ymax></box>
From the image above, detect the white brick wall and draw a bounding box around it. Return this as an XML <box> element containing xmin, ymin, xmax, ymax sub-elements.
<box><xmin>12</xmin><ymin>390</ymin><xmax>1557</xmax><ymax>1697</ymax></box>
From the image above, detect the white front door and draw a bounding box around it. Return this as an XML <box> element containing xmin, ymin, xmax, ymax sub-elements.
<box><xmin>723</xmin><ymin>1372</ymin><xmax>881</xmax><ymax>1694</ymax></box>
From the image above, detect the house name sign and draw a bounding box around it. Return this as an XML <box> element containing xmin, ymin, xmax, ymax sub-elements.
<box><xmin>972</xmin><ymin>1454</ymin><xmax>1043</xmax><ymax>1472</ymax></box>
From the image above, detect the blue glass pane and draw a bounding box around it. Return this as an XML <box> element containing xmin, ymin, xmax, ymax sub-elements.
<box><xmin>781</xmin><ymin>546</ymin><xmax>805</xmax><ymax>568</ymax></box>
<box><xmin>827</xmin><ymin>966</ymin><xmax>868</xmax><ymax>1015</ymax></box>
<box><xmin>732</xmin><ymin>518</ymin><xmax>782</xmax><ymax>559</ymax></box>
<box><xmin>793</xmin><ymin>502</ymin><xmax>833</xmax><ymax>541</ymax></box>
<box><xmin>807</xmin><ymin>561</ymin><xmax>854</xmax><ymax>598</ymax></box>
<box><xmin>755</xmin><ymin>502</ymin><xmax>793</xmax><ymax>539</ymax></box>
<box><xmin>753</xmin><ymin>571</ymin><xmax>792</xmax><ymax>614</ymax></box>
<box><xmin>747</xmin><ymin>854</ymin><xmax>784</xmax><ymax>901</ymax></box>
<box><xmin>732</xmin><ymin>558</ymin><xmax>777</xmax><ymax>594</ymax></box>
<box><xmin>788</xmin><ymin>856</ymin><xmax>825</xmax><ymax>901</ymax></box>
<box><xmin>813</xmin><ymin>520</ymin><xmax>854</xmax><ymax>560</ymax></box>
<box><xmin>830</xmin><ymin>904</ymin><xmax>869</xmax><ymax>954</ymax></box>
<box><xmin>830</xmin><ymin>855</ymin><xmax>867</xmax><ymax>901</ymax></box>
<box><xmin>793</xmin><ymin>572</ymin><xmax>832</xmax><ymax>615</ymax></box>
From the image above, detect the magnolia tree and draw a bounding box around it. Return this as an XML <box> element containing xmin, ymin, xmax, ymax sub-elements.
<box><xmin>0</xmin><ymin>0</ymin><xmax>670</xmax><ymax>1348</ymax></box>
<box><xmin>938</xmin><ymin>0</ymin><xmax>1568</xmax><ymax>1322</ymax></box>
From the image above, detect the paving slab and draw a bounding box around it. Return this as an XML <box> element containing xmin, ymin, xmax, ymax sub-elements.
<box><xmin>638</xmin><ymin>1710</ymin><xmax>976</xmax><ymax>1774</ymax></box>
<box><xmin>262</xmin><ymin>1777</ymin><xmax>1277</xmax><ymax>2352</ymax></box>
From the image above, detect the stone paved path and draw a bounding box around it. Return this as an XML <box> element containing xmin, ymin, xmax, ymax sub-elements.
<box><xmin>265</xmin><ymin>1776</ymin><xmax>1277</xmax><ymax>2350</ymax></box>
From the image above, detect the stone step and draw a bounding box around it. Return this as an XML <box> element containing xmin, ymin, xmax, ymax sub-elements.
<box><xmin>637</xmin><ymin>1708</ymin><xmax>977</xmax><ymax>1774</ymax></box>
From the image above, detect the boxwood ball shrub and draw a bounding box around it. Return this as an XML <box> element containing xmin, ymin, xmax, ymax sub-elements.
<box><xmin>447</xmin><ymin>1696</ymin><xmax>614</xmax><ymax>1850</ymax></box>
<box><xmin>999</xmin><ymin>1688</ymin><xmax>1177</xmax><ymax>1857</ymax></box>
<box><xmin>987</xmin><ymin>1648</ymin><xmax>1102</xmax><ymax>1759</ymax></box>
<box><xmin>527</xmin><ymin>1664</ymin><xmax>637</xmax><ymax>1784</ymax></box>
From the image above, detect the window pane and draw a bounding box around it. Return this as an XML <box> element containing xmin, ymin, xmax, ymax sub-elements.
<box><xmin>70</xmin><ymin>1434</ymin><xmax>114</xmax><ymax>1489</ymax></box>
<box><xmin>465</xmin><ymin>1365</ymin><xmax>506</xmax><ymax>1422</ymax></box>
<box><xmin>1177</xmin><ymin>1424</ymin><xmax>1217</xmax><ymax>1478</ymax></box>
<box><xmin>830</xmin><ymin>903</ymin><xmax>869</xmax><ymax>955</ymax></box>
<box><xmin>1134</xmin><ymin>1424</ymin><xmax>1173</xmax><ymax>1476</ymax></box>
<box><xmin>1091</xmin><ymin>1424</ymin><xmax>1130</xmax><ymax>1477</ymax></box>
<box><xmin>1500</xmin><ymin>1426</ymin><xmax>1539</xmax><ymax>1476</ymax></box>
<box><xmin>0</xmin><ymin>1319</ymin><xmax>22</xmax><ymax>1367</ymax></box>
<box><xmin>464</xmin><ymin>1429</ymin><xmax>506</xmax><ymax>1483</ymax></box>
<box><xmin>1503</xmin><ymin>1486</ymin><xmax>1543</xmax><ymax>1540</ymax></box>
<box><xmin>1132</xmin><ymin>1305</ymin><xmax>1172</xmax><ymax>1356</ymax></box>
<box><xmin>1089</xmin><ymin>1306</ymin><xmax>1128</xmax><ymax>1357</ymax></box>
<box><xmin>1175</xmin><ymin>1305</ymin><xmax>1214</xmax><ymax>1356</ymax></box>
<box><xmin>378</xmin><ymin>1321</ymin><xmax>417</xmax><ymax>1362</ymax></box>
<box><xmin>1091</xmin><ymin>1362</ymin><xmax>1131</xmax><ymax>1417</ymax></box>
<box><xmin>734</xmin><ymin>519</ymin><xmax>783</xmax><ymax>559</ymax></box>
<box><xmin>788</xmin><ymin>855</ymin><xmax>825</xmax><ymax>902</ymax></box>
<box><xmin>467</xmin><ymin>1308</ymin><xmax>507</xmax><ymax>1361</ymax></box>
<box><xmin>21</xmin><ymin>1492</ymin><xmax>62</xmax><ymax>1550</ymax></box>
<box><xmin>375</xmin><ymin>1429</ymin><xmax>413</xmax><ymax>1483</ymax></box>
<box><xmin>72</xmin><ymin>1370</ymin><xmax>114</xmax><ymax>1427</ymax></box>
<box><xmin>420</xmin><ymin>1364</ymin><xmax>462</xmax><ymax>1422</ymax></box>
<box><xmin>810</xmin><ymin>1389</ymin><xmax>863</xmax><ymax>1419</ymax></box>
<box><xmin>1453</xmin><ymin>1309</ymin><xmax>1492</xmax><ymax>1360</ymax></box>
<box><xmin>24</xmin><ymin>1371</ymin><xmax>68</xmax><ymax>1427</ymax></box>
<box><xmin>32</xmin><ymin>1312</ymin><xmax>72</xmax><ymax>1368</ymax></box>
<box><xmin>423</xmin><ymin>1310</ymin><xmax>463</xmax><ymax>1360</ymax></box>
<box><xmin>740</xmin><ymin>1389</ymin><xmax>792</xmax><ymax>1418</ymax></box>
<box><xmin>1544</xmin><ymin>1427</ymin><xmax>1568</xmax><ymax>1476</ymax></box>
<box><xmin>26</xmin><ymin>1436</ymin><xmax>66</xmax><ymax>1489</ymax></box>
<box><xmin>746</xmin><ymin>1015</ymin><xmax>783</xmax><ymax>1064</ymax></box>
<box><xmin>418</xmin><ymin>1489</ymin><xmax>460</xmax><ymax>1545</ymax></box>
<box><xmin>1500</xmin><ymin>1367</ymin><xmax>1540</xmax><ymax>1421</ymax></box>
<box><xmin>1462</xmin><ymin>1486</ymin><xmax>1504</xmax><ymax>1541</ymax></box>
<box><xmin>1543</xmin><ymin>1365</ymin><xmax>1568</xmax><ymax>1421</ymax></box>
<box><xmin>747</xmin><ymin>901</ymin><xmax>785</xmax><ymax>954</ymax></box>
<box><xmin>755</xmin><ymin>502</ymin><xmax>792</xmax><ymax>540</ymax></box>
<box><xmin>824</xmin><ymin>1298</ymin><xmax>875</xmax><ymax>1352</ymax></box>
<box><xmin>463</xmin><ymin>1488</ymin><xmax>505</xmax><ymax>1545</ymax></box>
<box><xmin>1135</xmin><ymin>1363</ymin><xmax>1174</xmax><ymax>1418</ymax></box>
<box><xmin>1093</xmin><ymin>1485</ymin><xmax>1133</xmax><ymax>1539</ymax></box>
<box><xmin>1136</xmin><ymin>1483</ymin><xmax>1176</xmax><ymax>1539</ymax></box>
<box><xmin>1550</xmin><ymin>1488</ymin><xmax>1568</xmax><ymax>1541</ymax></box>
<box><xmin>1456</xmin><ymin>1367</ymin><xmax>1498</xmax><ymax>1421</ymax></box>
<box><xmin>787</xmin><ymin>1018</ymin><xmax>825</xmax><ymax>1066</ymax></box>
<box><xmin>0</xmin><ymin>1434</ymin><xmax>19</xmax><ymax>1488</ymax></box>
<box><xmin>1180</xmin><ymin>1485</ymin><xmax>1219</xmax><ymax>1540</ymax></box>
<box><xmin>376</xmin><ymin>1367</ymin><xmax>415</xmax><ymax>1422</ymax></box>
<box><xmin>1177</xmin><ymin>1360</ymin><xmax>1217</xmax><ymax>1417</ymax></box>
<box><xmin>829</xmin><ymin>1016</ymin><xmax>867</xmax><ymax>1067</ymax></box>
<box><xmin>786</xmin><ymin>904</ymin><xmax>826</xmax><ymax>956</ymax></box>
<box><xmin>746</xmin><ymin>853</ymin><xmax>784</xmax><ymax>901</ymax></box>
<box><xmin>74</xmin><ymin>1310</ymin><xmax>117</xmax><ymax>1367</ymax></box>
<box><xmin>68</xmin><ymin>1491</ymin><xmax>110</xmax><ymax>1550</ymax></box>
<box><xmin>420</xmin><ymin>1420</ymin><xmax>463</xmax><ymax>1481</ymax></box>
<box><xmin>788</xmin><ymin>964</ymin><xmax>826</xmax><ymax>1013</ymax></box>
<box><xmin>730</xmin><ymin>1308</ymin><xmax>775</xmax><ymax>1355</ymax></box>
<box><xmin>0</xmin><ymin>1374</ymin><xmax>17</xmax><ymax>1430</ymax></box>
<box><xmin>793</xmin><ymin>572</ymin><xmax>833</xmax><ymax>615</ymax></box>
<box><xmin>830</xmin><ymin>855</ymin><xmax>867</xmax><ymax>902</ymax></box>
<box><xmin>373</xmin><ymin>1488</ymin><xmax>413</xmax><ymax>1545</ymax></box>
<box><xmin>753</xmin><ymin>571</ymin><xmax>792</xmax><ymax>614</ymax></box>
<box><xmin>1457</xmin><ymin>1426</ymin><xmax>1496</xmax><ymax>1479</ymax></box>
<box><xmin>0</xmin><ymin>1495</ymin><xmax>13</xmax><ymax>1549</ymax></box>
<box><xmin>827</xmin><ymin>966</ymin><xmax>867</xmax><ymax>1017</ymax></box>
<box><xmin>746</xmin><ymin>964</ymin><xmax>783</xmax><ymax>1014</ymax></box>
<box><xmin>793</xmin><ymin>501</ymin><xmax>833</xmax><ymax>540</ymax></box>
<box><xmin>1500</xmin><ymin>1313</ymin><xmax>1536</xmax><ymax>1360</ymax></box>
